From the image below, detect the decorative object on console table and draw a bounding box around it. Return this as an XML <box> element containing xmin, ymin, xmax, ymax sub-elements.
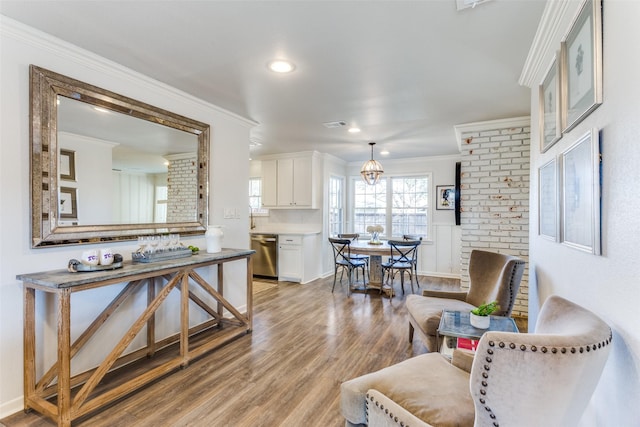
<box><xmin>366</xmin><ymin>225</ymin><xmax>384</xmax><ymax>245</ymax></box>
<box><xmin>436</xmin><ymin>185</ymin><xmax>455</xmax><ymax>210</ymax></box>
<box><xmin>561</xmin><ymin>0</ymin><xmax>603</xmax><ymax>132</ymax></box>
<box><xmin>205</xmin><ymin>225</ymin><xmax>224</xmax><ymax>253</ymax></box>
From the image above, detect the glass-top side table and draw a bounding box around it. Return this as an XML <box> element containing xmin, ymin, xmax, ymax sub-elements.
<box><xmin>437</xmin><ymin>310</ymin><xmax>519</xmax><ymax>357</ymax></box>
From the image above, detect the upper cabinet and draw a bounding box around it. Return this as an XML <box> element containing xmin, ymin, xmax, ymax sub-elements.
<box><xmin>261</xmin><ymin>152</ymin><xmax>321</xmax><ymax>209</ymax></box>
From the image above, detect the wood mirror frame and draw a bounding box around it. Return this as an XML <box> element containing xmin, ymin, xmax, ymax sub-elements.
<box><xmin>30</xmin><ymin>65</ymin><xmax>210</xmax><ymax>247</ymax></box>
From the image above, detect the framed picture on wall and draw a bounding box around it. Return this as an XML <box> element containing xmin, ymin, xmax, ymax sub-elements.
<box><xmin>561</xmin><ymin>0</ymin><xmax>603</xmax><ymax>132</ymax></box>
<box><xmin>538</xmin><ymin>158</ymin><xmax>558</xmax><ymax>241</ymax></box>
<box><xmin>60</xmin><ymin>149</ymin><xmax>76</xmax><ymax>181</ymax></box>
<box><xmin>436</xmin><ymin>185</ymin><xmax>455</xmax><ymax>210</ymax></box>
<box><xmin>539</xmin><ymin>54</ymin><xmax>561</xmax><ymax>152</ymax></box>
<box><xmin>560</xmin><ymin>128</ymin><xmax>601</xmax><ymax>254</ymax></box>
<box><xmin>59</xmin><ymin>187</ymin><xmax>78</xmax><ymax>220</ymax></box>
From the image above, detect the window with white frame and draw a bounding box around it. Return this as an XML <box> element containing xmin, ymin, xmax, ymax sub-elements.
<box><xmin>328</xmin><ymin>176</ymin><xmax>345</xmax><ymax>236</ymax></box>
<box><xmin>249</xmin><ymin>178</ymin><xmax>268</xmax><ymax>215</ymax></box>
<box><xmin>352</xmin><ymin>175</ymin><xmax>430</xmax><ymax>239</ymax></box>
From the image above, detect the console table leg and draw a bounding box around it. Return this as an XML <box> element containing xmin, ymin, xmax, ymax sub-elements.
<box><xmin>57</xmin><ymin>289</ymin><xmax>72</xmax><ymax>427</ymax></box>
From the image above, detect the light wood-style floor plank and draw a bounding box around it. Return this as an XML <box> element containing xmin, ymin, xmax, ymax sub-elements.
<box><xmin>2</xmin><ymin>275</ymin><xmax>462</xmax><ymax>427</ymax></box>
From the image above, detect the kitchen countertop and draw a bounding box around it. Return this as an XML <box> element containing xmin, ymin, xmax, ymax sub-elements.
<box><xmin>250</xmin><ymin>229</ymin><xmax>321</xmax><ymax>236</ymax></box>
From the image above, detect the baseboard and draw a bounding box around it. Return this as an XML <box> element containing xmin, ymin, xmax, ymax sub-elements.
<box><xmin>0</xmin><ymin>396</ymin><xmax>23</xmax><ymax>419</ymax></box>
<box><xmin>419</xmin><ymin>271</ymin><xmax>461</xmax><ymax>280</ymax></box>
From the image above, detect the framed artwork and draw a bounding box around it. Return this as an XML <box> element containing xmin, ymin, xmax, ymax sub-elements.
<box><xmin>539</xmin><ymin>54</ymin><xmax>561</xmax><ymax>152</ymax></box>
<box><xmin>60</xmin><ymin>149</ymin><xmax>76</xmax><ymax>181</ymax></box>
<box><xmin>436</xmin><ymin>185</ymin><xmax>455</xmax><ymax>210</ymax></box>
<box><xmin>59</xmin><ymin>187</ymin><xmax>78</xmax><ymax>219</ymax></box>
<box><xmin>560</xmin><ymin>129</ymin><xmax>600</xmax><ymax>254</ymax></box>
<box><xmin>561</xmin><ymin>0</ymin><xmax>603</xmax><ymax>133</ymax></box>
<box><xmin>454</xmin><ymin>162</ymin><xmax>461</xmax><ymax>225</ymax></box>
<box><xmin>538</xmin><ymin>158</ymin><xmax>558</xmax><ymax>241</ymax></box>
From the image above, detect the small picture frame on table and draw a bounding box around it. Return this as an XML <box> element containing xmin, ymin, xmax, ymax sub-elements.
<box><xmin>60</xmin><ymin>149</ymin><xmax>76</xmax><ymax>181</ymax></box>
<box><xmin>561</xmin><ymin>0</ymin><xmax>603</xmax><ymax>132</ymax></box>
<box><xmin>436</xmin><ymin>185</ymin><xmax>455</xmax><ymax>210</ymax></box>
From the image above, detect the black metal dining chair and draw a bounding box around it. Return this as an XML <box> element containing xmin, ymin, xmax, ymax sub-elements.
<box><xmin>329</xmin><ymin>238</ymin><xmax>368</xmax><ymax>296</ymax></box>
<box><xmin>387</xmin><ymin>234</ymin><xmax>423</xmax><ymax>286</ymax></box>
<box><xmin>337</xmin><ymin>233</ymin><xmax>370</xmax><ymax>279</ymax></box>
<box><xmin>381</xmin><ymin>239</ymin><xmax>421</xmax><ymax>295</ymax></box>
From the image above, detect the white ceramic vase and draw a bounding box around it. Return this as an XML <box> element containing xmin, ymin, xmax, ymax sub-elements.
<box><xmin>205</xmin><ymin>226</ymin><xmax>224</xmax><ymax>253</ymax></box>
<box><xmin>469</xmin><ymin>312</ymin><xmax>490</xmax><ymax>329</ymax></box>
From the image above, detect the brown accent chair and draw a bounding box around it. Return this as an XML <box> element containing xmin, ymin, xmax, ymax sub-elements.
<box><xmin>340</xmin><ymin>295</ymin><xmax>613</xmax><ymax>427</ymax></box>
<box><xmin>406</xmin><ymin>249</ymin><xmax>525</xmax><ymax>352</ymax></box>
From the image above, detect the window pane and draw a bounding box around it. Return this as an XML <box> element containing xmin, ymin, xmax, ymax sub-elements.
<box><xmin>390</xmin><ymin>176</ymin><xmax>429</xmax><ymax>237</ymax></box>
<box><xmin>352</xmin><ymin>175</ymin><xmax>430</xmax><ymax>238</ymax></box>
<box><xmin>329</xmin><ymin>176</ymin><xmax>344</xmax><ymax>236</ymax></box>
<box><xmin>354</xmin><ymin>179</ymin><xmax>387</xmax><ymax>235</ymax></box>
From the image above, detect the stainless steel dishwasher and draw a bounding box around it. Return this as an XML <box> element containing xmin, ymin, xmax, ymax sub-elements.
<box><xmin>250</xmin><ymin>234</ymin><xmax>278</xmax><ymax>278</ymax></box>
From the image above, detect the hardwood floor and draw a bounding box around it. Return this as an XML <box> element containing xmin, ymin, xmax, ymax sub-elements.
<box><xmin>2</xmin><ymin>275</ymin><xmax>460</xmax><ymax>427</ymax></box>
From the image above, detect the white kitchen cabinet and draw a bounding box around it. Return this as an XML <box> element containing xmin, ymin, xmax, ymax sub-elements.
<box><xmin>277</xmin><ymin>233</ymin><xmax>322</xmax><ymax>283</ymax></box>
<box><xmin>260</xmin><ymin>152</ymin><xmax>320</xmax><ymax>209</ymax></box>
<box><xmin>261</xmin><ymin>159</ymin><xmax>278</xmax><ymax>207</ymax></box>
<box><xmin>278</xmin><ymin>235</ymin><xmax>303</xmax><ymax>282</ymax></box>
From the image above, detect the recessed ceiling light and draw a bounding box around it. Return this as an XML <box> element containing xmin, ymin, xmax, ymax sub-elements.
<box><xmin>380</xmin><ymin>150</ymin><xmax>390</xmax><ymax>156</ymax></box>
<box><xmin>348</xmin><ymin>127</ymin><xmax>361</xmax><ymax>133</ymax></box>
<box><xmin>268</xmin><ymin>60</ymin><xmax>295</xmax><ymax>73</ymax></box>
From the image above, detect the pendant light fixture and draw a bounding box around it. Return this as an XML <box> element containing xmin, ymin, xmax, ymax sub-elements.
<box><xmin>360</xmin><ymin>142</ymin><xmax>384</xmax><ymax>185</ymax></box>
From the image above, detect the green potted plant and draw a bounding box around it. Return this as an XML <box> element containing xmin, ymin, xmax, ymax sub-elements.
<box><xmin>469</xmin><ymin>301</ymin><xmax>499</xmax><ymax>329</ymax></box>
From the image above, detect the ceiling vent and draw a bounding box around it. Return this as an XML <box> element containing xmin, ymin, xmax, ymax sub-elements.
<box><xmin>323</xmin><ymin>121</ymin><xmax>347</xmax><ymax>129</ymax></box>
<box><xmin>456</xmin><ymin>0</ymin><xmax>491</xmax><ymax>11</ymax></box>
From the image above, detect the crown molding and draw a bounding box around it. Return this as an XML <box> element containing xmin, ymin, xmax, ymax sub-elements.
<box><xmin>519</xmin><ymin>0</ymin><xmax>584</xmax><ymax>88</ymax></box>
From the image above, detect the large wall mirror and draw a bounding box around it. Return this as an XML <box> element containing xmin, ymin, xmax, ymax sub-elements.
<box><xmin>30</xmin><ymin>65</ymin><xmax>210</xmax><ymax>247</ymax></box>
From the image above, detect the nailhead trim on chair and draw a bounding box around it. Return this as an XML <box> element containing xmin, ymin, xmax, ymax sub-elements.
<box><xmin>366</xmin><ymin>392</ymin><xmax>409</xmax><ymax>427</ymax></box>
<box><xmin>477</xmin><ymin>333</ymin><xmax>613</xmax><ymax>426</ymax></box>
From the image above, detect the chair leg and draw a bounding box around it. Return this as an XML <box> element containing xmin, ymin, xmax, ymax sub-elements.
<box><xmin>331</xmin><ymin>265</ymin><xmax>338</xmax><ymax>293</ymax></box>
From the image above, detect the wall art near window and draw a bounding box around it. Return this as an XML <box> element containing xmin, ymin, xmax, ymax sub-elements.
<box><xmin>540</xmin><ymin>54</ymin><xmax>562</xmax><ymax>152</ymax></box>
<box><xmin>561</xmin><ymin>0</ymin><xmax>602</xmax><ymax>132</ymax></box>
<box><xmin>436</xmin><ymin>185</ymin><xmax>455</xmax><ymax>210</ymax></box>
<box><xmin>538</xmin><ymin>158</ymin><xmax>558</xmax><ymax>241</ymax></box>
<box><xmin>561</xmin><ymin>128</ymin><xmax>600</xmax><ymax>254</ymax></box>
<box><xmin>454</xmin><ymin>162</ymin><xmax>461</xmax><ymax>225</ymax></box>
<box><xmin>59</xmin><ymin>187</ymin><xmax>78</xmax><ymax>220</ymax></box>
<box><xmin>60</xmin><ymin>149</ymin><xmax>76</xmax><ymax>181</ymax></box>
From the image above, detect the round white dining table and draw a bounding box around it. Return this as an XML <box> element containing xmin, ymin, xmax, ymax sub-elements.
<box><xmin>349</xmin><ymin>240</ymin><xmax>394</xmax><ymax>296</ymax></box>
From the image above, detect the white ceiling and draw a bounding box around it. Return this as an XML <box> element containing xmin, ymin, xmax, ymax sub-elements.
<box><xmin>0</xmin><ymin>0</ymin><xmax>545</xmax><ymax>162</ymax></box>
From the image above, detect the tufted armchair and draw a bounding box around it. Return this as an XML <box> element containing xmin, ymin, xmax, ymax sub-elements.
<box><xmin>341</xmin><ymin>295</ymin><xmax>613</xmax><ymax>427</ymax></box>
<box><xmin>406</xmin><ymin>249</ymin><xmax>525</xmax><ymax>352</ymax></box>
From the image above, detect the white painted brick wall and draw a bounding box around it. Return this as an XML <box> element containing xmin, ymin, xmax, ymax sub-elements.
<box><xmin>459</xmin><ymin>125</ymin><xmax>530</xmax><ymax>318</ymax></box>
<box><xmin>167</xmin><ymin>156</ymin><xmax>198</xmax><ymax>222</ymax></box>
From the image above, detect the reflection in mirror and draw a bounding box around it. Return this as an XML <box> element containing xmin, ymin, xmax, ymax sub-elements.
<box><xmin>30</xmin><ymin>65</ymin><xmax>210</xmax><ymax>247</ymax></box>
<box><xmin>57</xmin><ymin>96</ymin><xmax>199</xmax><ymax>225</ymax></box>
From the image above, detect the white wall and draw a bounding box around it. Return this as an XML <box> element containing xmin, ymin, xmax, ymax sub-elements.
<box><xmin>525</xmin><ymin>1</ymin><xmax>640</xmax><ymax>425</ymax></box>
<box><xmin>0</xmin><ymin>17</ymin><xmax>254</xmax><ymax>417</ymax></box>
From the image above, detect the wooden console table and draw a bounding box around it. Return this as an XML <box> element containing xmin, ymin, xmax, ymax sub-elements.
<box><xmin>17</xmin><ymin>248</ymin><xmax>254</xmax><ymax>427</ymax></box>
